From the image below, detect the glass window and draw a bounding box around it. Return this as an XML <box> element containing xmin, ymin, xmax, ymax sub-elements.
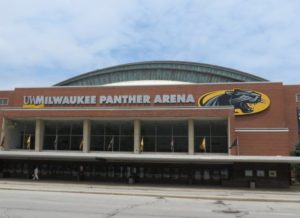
<box><xmin>58</xmin><ymin>136</ymin><xmax>70</xmax><ymax>150</ymax></box>
<box><xmin>44</xmin><ymin>135</ymin><xmax>56</xmax><ymax>150</ymax></box>
<box><xmin>43</xmin><ymin>120</ymin><xmax>83</xmax><ymax>151</ymax></box>
<box><xmin>120</xmin><ymin>136</ymin><xmax>133</xmax><ymax>151</ymax></box>
<box><xmin>142</xmin><ymin>121</ymin><xmax>156</xmax><ymax>136</ymax></box>
<box><xmin>72</xmin><ymin>122</ymin><xmax>83</xmax><ymax>135</ymax></box>
<box><xmin>245</xmin><ymin>170</ymin><xmax>253</xmax><ymax>177</ymax></box>
<box><xmin>194</xmin><ymin>120</ymin><xmax>210</xmax><ymax>136</ymax></box>
<box><xmin>194</xmin><ymin>120</ymin><xmax>228</xmax><ymax>154</ymax></box>
<box><xmin>45</xmin><ymin>122</ymin><xmax>56</xmax><ymax>135</ymax></box>
<box><xmin>90</xmin><ymin>120</ymin><xmax>133</xmax><ymax>152</ymax></box>
<box><xmin>90</xmin><ymin>136</ymin><xmax>104</xmax><ymax>151</ymax></box>
<box><xmin>211</xmin><ymin>121</ymin><xmax>227</xmax><ymax>136</ymax></box>
<box><xmin>212</xmin><ymin>170</ymin><xmax>220</xmax><ymax>181</ymax></box>
<box><xmin>174</xmin><ymin>137</ymin><xmax>188</xmax><ymax>152</ymax></box>
<box><xmin>120</xmin><ymin>122</ymin><xmax>133</xmax><ymax>135</ymax></box>
<box><xmin>194</xmin><ymin>171</ymin><xmax>202</xmax><ymax>181</ymax></box>
<box><xmin>203</xmin><ymin>170</ymin><xmax>210</xmax><ymax>180</ymax></box>
<box><xmin>143</xmin><ymin>136</ymin><xmax>155</xmax><ymax>152</ymax></box>
<box><xmin>268</xmin><ymin>170</ymin><xmax>277</xmax><ymax>178</ymax></box>
<box><xmin>157</xmin><ymin>136</ymin><xmax>171</xmax><ymax>152</ymax></box>
<box><xmin>156</xmin><ymin>123</ymin><xmax>172</xmax><ymax>136</ymax></box>
<box><xmin>105</xmin><ymin>136</ymin><xmax>119</xmax><ymax>151</ymax></box>
<box><xmin>173</xmin><ymin>122</ymin><xmax>188</xmax><ymax>136</ymax></box>
<box><xmin>210</xmin><ymin>137</ymin><xmax>228</xmax><ymax>153</ymax></box>
<box><xmin>296</xmin><ymin>94</ymin><xmax>300</xmax><ymax>102</ymax></box>
<box><xmin>8</xmin><ymin>120</ymin><xmax>35</xmax><ymax>150</ymax></box>
<box><xmin>141</xmin><ymin>120</ymin><xmax>188</xmax><ymax>152</ymax></box>
<box><xmin>0</xmin><ymin>98</ymin><xmax>8</xmax><ymax>105</ymax></box>
<box><xmin>70</xmin><ymin>136</ymin><xmax>82</xmax><ymax>150</ymax></box>
<box><xmin>91</xmin><ymin>122</ymin><xmax>105</xmax><ymax>135</ymax></box>
<box><xmin>257</xmin><ymin>170</ymin><xmax>265</xmax><ymax>177</ymax></box>
<box><xmin>57</xmin><ymin>122</ymin><xmax>71</xmax><ymax>135</ymax></box>
<box><xmin>221</xmin><ymin>169</ymin><xmax>229</xmax><ymax>179</ymax></box>
<box><xmin>105</xmin><ymin>122</ymin><xmax>120</xmax><ymax>136</ymax></box>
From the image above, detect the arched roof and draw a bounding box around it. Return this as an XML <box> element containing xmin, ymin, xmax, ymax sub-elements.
<box><xmin>55</xmin><ymin>61</ymin><xmax>267</xmax><ymax>86</ymax></box>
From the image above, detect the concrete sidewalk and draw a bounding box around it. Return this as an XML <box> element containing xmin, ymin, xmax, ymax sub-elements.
<box><xmin>1</xmin><ymin>179</ymin><xmax>300</xmax><ymax>203</ymax></box>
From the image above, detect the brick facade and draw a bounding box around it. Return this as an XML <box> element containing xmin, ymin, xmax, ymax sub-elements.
<box><xmin>1</xmin><ymin>82</ymin><xmax>300</xmax><ymax>156</ymax></box>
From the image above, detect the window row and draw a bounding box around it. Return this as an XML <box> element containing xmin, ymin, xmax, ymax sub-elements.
<box><xmin>5</xmin><ymin>120</ymin><xmax>228</xmax><ymax>153</ymax></box>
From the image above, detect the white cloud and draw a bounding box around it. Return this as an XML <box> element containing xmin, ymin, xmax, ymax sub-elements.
<box><xmin>0</xmin><ymin>0</ymin><xmax>300</xmax><ymax>89</ymax></box>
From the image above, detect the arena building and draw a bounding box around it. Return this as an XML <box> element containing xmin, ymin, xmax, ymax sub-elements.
<box><xmin>0</xmin><ymin>61</ymin><xmax>300</xmax><ymax>188</ymax></box>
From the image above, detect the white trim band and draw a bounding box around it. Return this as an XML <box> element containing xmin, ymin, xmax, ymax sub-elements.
<box><xmin>0</xmin><ymin>106</ymin><xmax>234</xmax><ymax>111</ymax></box>
<box><xmin>235</xmin><ymin>128</ymin><xmax>289</xmax><ymax>132</ymax></box>
<box><xmin>0</xmin><ymin>151</ymin><xmax>300</xmax><ymax>163</ymax></box>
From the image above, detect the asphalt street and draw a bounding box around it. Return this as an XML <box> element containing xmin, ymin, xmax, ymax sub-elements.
<box><xmin>1</xmin><ymin>180</ymin><xmax>300</xmax><ymax>202</ymax></box>
<box><xmin>1</xmin><ymin>179</ymin><xmax>300</xmax><ymax>218</ymax></box>
<box><xmin>0</xmin><ymin>189</ymin><xmax>300</xmax><ymax>218</ymax></box>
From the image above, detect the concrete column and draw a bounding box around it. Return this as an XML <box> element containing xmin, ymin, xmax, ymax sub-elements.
<box><xmin>83</xmin><ymin>120</ymin><xmax>91</xmax><ymax>153</ymax></box>
<box><xmin>227</xmin><ymin>118</ymin><xmax>231</xmax><ymax>155</ymax></box>
<box><xmin>0</xmin><ymin>117</ymin><xmax>7</xmax><ymax>150</ymax></box>
<box><xmin>188</xmin><ymin>119</ymin><xmax>194</xmax><ymax>155</ymax></box>
<box><xmin>35</xmin><ymin>119</ymin><xmax>44</xmax><ymax>152</ymax></box>
<box><xmin>134</xmin><ymin>120</ymin><xmax>141</xmax><ymax>153</ymax></box>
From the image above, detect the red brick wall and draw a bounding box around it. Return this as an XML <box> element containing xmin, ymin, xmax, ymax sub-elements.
<box><xmin>283</xmin><ymin>85</ymin><xmax>300</xmax><ymax>151</ymax></box>
<box><xmin>0</xmin><ymin>91</ymin><xmax>14</xmax><ymax>108</ymax></box>
<box><xmin>237</xmin><ymin>132</ymin><xmax>290</xmax><ymax>156</ymax></box>
<box><xmin>0</xmin><ymin>82</ymin><xmax>299</xmax><ymax>156</ymax></box>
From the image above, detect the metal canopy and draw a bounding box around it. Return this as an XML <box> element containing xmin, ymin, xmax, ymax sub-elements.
<box><xmin>1</xmin><ymin>151</ymin><xmax>299</xmax><ymax>164</ymax></box>
<box><xmin>55</xmin><ymin>61</ymin><xmax>267</xmax><ymax>86</ymax></box>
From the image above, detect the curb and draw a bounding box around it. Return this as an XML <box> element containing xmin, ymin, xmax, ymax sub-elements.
<box><xmin>1</xmin><ymin>187</ymin><xmax>300</xmax><ymax>203</ymax></box>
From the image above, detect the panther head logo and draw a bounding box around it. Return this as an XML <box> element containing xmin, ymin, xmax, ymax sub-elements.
<box><xmin>199</xmin><ymin>89</ymin><xmax>269</xmax><ymax>115</ymax></box>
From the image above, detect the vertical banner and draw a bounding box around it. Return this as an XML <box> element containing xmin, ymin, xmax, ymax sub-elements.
<box><xmin>297</xmin><ymin>108</ymin><xmax>300</xmax><ymax>134</ymax></box>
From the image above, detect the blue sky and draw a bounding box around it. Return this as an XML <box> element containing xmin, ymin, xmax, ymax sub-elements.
<box><xmin>0</xmin><ymin>0</ymin><xmax>299</xmax><ymax>89</ymax></box>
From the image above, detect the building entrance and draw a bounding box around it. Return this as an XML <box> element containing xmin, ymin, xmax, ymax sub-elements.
<box><xmin>0</xmin><ymin>159</ymin><xmax>231</xmax><ymax>186</ymax></box>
